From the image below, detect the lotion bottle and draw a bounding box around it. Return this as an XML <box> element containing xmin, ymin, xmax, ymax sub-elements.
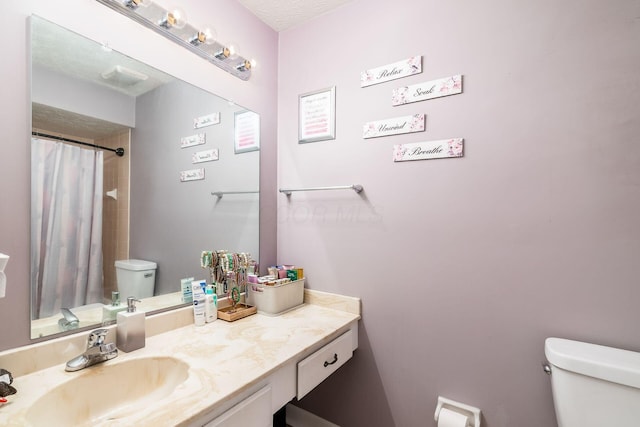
<box><xmin>192</xmin><ymin>282</ymin><xmax>206</xmax><ymax>326</ymax></box>
<box><xmin>205</xmin><ymin>285</ymin><xmax>217</xmax><ymax>323</ymax></box>
<box><xmin>116</xmin><ymin>297</ymin><xmax>145</xmax><ymax>352</ymax></box>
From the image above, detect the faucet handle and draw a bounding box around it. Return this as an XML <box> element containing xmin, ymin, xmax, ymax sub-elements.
<box><xmin>87</xmin><ymin>328</ymin><xmax>109</xmax><ymax>348</ymax></box>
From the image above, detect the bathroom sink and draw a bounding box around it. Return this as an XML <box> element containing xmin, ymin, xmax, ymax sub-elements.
<box><xmin>25</xmin><ymin>356</ymin><xmax>189</xmax><ymax>426</ymax></box>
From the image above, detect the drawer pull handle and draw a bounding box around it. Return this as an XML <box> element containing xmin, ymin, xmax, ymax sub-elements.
<box><xmin>324</xmin><ymin>353</ymin><xmax>338</xmax><ymax>367</ymax></box>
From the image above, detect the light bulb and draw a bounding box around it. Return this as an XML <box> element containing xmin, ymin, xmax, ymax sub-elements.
<box><xmin>226</xmin><ymin>42</ymin><xmax>239</xmax><ymax>60</ymax></box>
<box><xmin>123</xmin><ymin>0</ymin><xmax>151</xmax><ymax>9</ymax></box>
<box><xmin>159</xmin><ymin>7</ymin><xmax>187</xmax><ymax>29</ymax></box>
<box><xmin>189</xmin><ymin>27</ymin><xmax>216</xmax><ymax>46</ymax></box>
<box><xmin>236</xmin><ymin>59</ymin><xmax>256</xmax><ymax>72</ymax></box>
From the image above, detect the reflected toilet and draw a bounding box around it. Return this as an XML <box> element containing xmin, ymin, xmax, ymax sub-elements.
<box><xmin>115</xmin><ymin>259</ymin><xmax>157</xmax><ymax>299</ymax></box>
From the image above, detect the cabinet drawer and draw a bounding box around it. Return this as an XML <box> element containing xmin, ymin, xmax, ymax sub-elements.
<box><xmin>204</xmin><ymin>385</ymin><xmax>272</xmax><ymax>427</ymax></box>
<box><xmin>297</xmin><ymin>330</ymin><xmax>353</xmax><ymax>399</ymax></box>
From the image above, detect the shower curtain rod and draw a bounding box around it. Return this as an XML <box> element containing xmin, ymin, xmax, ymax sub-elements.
<box><xmin>32</xmin><ymin>132</ymin><xmax>125</xmax><ymax>157</ymax></box>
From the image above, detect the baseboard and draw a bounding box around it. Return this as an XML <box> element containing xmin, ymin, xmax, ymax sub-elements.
<box><xmin>285</xmin><ymin>404</ymin><xmax>340</xmax><ymax>427</ymax></box>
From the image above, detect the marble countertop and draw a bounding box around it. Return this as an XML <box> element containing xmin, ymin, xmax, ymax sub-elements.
<box><xmin>0</xmin><ymin>291</ymin><xmax>360</xmax><ymax>426</ymax></box>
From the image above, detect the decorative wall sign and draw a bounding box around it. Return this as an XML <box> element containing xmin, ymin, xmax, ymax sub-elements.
<box><xmin>363</xmin><ymin>114</ymin><xmax>425</xmax><ymax>139</ymax></box>
<box><xmin>179</xmin><ymin>168</ymin><xmax>205</xmax><ymax>182</ymax></box>
<box><xmin>194</xmin><ymin>112</ymin><xmax>221</xmax><ymax>129</ymax></box>
<box><xmin>392</xmin><ymin>75</ymin><xmax>462</xmax><ymax>106</ymax></box>
<box><xmin>192</xmin><ymin>149</ymin><xmax>219</xmax><ymax>164</ymax></box>
<box><xmin>361</xmin><ymin>56</ymin><xmax>422</xmax><ymax>88</ymax></box>
<box><xmin>393</xmin><ymin>138</ymin><xmax>464</xmax><ymax>162</ymax></box>
<box><xmin>299</xmin><ymin>86</ymin><xmax>336</xmax><ymax>143</ymax></box>
<box><xmin>234</xmin><ymin>110</ymin><xmax>260</xmax><ymax>154</ymax></box>
<box><xmin>180</xmin><ymin>133</ymin><xmax>206</xmax><ymax>148</ymax></box>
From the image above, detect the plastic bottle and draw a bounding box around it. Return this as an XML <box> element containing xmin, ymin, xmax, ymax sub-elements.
<box><xmin>192</xmin><ymin>281</ymin><xmax>206</xmax><ymax>326</ymax></box>
<box><xmin>205</xmin><ymin>285</ymin><xmax>217</xmax><ymax>323</ymax></box>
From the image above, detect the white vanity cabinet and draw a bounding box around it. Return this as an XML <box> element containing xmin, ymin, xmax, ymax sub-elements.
<box><xmin>196</xmin><ymin>322</ymin><xmax>358</xmax><ymax>427</ymax></box>
<box><xmin>204</xmin><ymin>385</ymin><xmax>273</xmax><ymax>427</ymax></box>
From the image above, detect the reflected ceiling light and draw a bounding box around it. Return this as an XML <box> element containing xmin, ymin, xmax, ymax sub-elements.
<box><xmin>158</xmin><ymin>7</ymin><xmax>187</xmax><ymax>29</ymax></box>
<box><xmin>95</xmin><ymin>0</ymin><xmax>255</xmax><ymax>80</ymax></box>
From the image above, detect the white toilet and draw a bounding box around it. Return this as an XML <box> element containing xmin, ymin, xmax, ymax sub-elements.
<box><xmin>114</xmin><ymin>259</ymin><xmax>157</xmax><ymax>299</ymax></box>
<box><xmin>545</xmin><ymin>337</ymin><xmax>640</xmax><ymax>426</ymax></box>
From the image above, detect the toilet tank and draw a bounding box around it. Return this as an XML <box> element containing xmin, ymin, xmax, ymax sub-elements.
<box><xmin>114</xmin><ymin>259</ymin><xmax>157</xmax><ymax>299</ymax></box>
<box><xmin>545</xmin><ymin>337</ymin><xmax>640</xmax><ymax>427</ymax></box>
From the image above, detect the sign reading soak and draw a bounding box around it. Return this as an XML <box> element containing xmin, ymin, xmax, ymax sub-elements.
<box><xmin>361</xmin><ymin>56</ymin><xmax>422</xmax><ymax>88</ymax></box>
<box><xmin>393</xmin><ymin>138</ymin><xmax>464</xmax><ymax>162</ymax></box>
<box><xmin>392</xmin><ymin>75</ymin><xmax>462</xmax><ymax>106</ymax></box>
<box><xmin>363</xmin><ymin>114</ymin><xmax>425</xmax><ymax>139</ymax></box>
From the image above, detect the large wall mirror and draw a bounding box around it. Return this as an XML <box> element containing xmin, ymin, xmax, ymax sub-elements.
<box><xmin>30</xmin><ymin>16</ymin><xmax>260</xmax><ymax>339</ymax></box>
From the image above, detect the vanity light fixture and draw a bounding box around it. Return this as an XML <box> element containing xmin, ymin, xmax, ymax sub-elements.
<box><xmin>95</xmin><ymin>0</ymin><xmax>254</xmax><ymax>80</ymax></box>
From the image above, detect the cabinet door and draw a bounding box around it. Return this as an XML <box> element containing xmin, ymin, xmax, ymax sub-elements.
<box><xmin>204</xmin><ymin>385</ymin><xmax>272</xmax><ymax>427</ymax></box>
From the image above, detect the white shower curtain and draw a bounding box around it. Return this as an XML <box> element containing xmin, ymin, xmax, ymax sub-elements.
<box><xmin>31</xmin><ymin>138</ymin><xmax>104</xmax><ymax>319</ymax></box>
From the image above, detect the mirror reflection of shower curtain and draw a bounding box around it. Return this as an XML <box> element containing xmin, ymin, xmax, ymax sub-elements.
<box><xmin>30</xmin><ymin>138</ymin><xmax>104</xmax><ymax>319</ymax></box>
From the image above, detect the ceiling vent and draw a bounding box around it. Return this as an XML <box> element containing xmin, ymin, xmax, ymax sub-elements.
<box><xmin>101</xmin><ymin>65</ymin><xmax>148</xmax><ymax>87</ymax></box>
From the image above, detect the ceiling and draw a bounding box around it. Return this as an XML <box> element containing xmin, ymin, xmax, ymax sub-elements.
<box><xmin>237</xmin><ymin>0</ymin><xmax>354</xmax><ymax>31</ymax></box>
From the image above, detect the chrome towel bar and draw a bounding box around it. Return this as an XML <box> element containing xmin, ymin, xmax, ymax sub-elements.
<box><xmin>279</xmin><ymin>185</ymin><xmax>363</xmax><ymax>196</ymax></box>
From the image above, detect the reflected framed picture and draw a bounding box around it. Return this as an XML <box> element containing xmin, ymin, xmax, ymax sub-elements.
<box><xmin>298</xmin><ymin>86</ymin><xmax>336</xmax><ymax>143</ymax></box>
<box><xmin>234</xmin><ymin>110</ymin><xmax>260</xmax><ymax>154</ymax></box>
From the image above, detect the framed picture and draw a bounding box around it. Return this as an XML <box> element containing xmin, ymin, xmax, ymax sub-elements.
<box><xmin>298</xmin><ymin>86</ymin><xmax>336</xmax><ymax>143</ymax></box>
<box><xmin>234</xmin><ymin>110</ymin><xmax>260</xmax><ymax>154</ymax></box>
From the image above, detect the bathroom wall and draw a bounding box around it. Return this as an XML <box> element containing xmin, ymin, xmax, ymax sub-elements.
<box><xmin>0</xmin><ymin>0</ymin><xmax>278</xmax><ymax>351</ymax></box>
<box><xmin>277</xmin><ymin>0</ymin><xmax>640</xmax><ymax>426</ymax></box>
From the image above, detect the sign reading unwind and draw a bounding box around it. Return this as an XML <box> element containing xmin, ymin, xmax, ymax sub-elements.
<box><xmin>363</xmin><ymin>114</ymin><xmax>425</xmax><ymax>139</ymax></box>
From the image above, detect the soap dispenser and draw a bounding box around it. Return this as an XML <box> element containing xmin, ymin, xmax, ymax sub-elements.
<box><xmin>116</xmin><ymin>297</ymin><xmax>145</xmax><ymax>352</ymax></box>
<box><xmin>102</xmin><ymin>291</ymin><xmax>127</xmax><ymax>325</ymax></box>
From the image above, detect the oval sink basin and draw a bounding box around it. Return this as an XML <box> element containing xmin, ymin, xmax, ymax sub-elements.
<box><xmin>25</xmin><ymin>356</ymin><xmax>189</xmax><ymax>427</ymax></box>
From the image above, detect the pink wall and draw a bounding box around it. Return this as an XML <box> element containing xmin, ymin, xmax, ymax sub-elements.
<box><xmin>277</xmin><ymin>0</ymin><xmax>640</xmax><ymax>426</ymax></box>
<box><xmin>0</xmin><ymin>0</ymin><xmax>278</xmax><ymax>351</ymax></box>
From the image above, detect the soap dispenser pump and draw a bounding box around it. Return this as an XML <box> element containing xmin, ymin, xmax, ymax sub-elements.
<box><xmin>102</xmin><ymin>291</ymin><xmax>127</xmax><ymax>325</ymax></box>
<box><xmin>116</xmin><ymin>297</ymin><xmax>145</xmax><ymax>352</ymax></box>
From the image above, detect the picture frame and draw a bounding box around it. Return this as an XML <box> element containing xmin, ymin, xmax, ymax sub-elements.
<box><xmin>298</xmin><ymin>86</ymin><xmax>336</xmax><ymax>143</ymax></box>
<box><xmin>234</xmin><ymin>110</ymin><xmax>260</xmax><ymax>154</ymax></box>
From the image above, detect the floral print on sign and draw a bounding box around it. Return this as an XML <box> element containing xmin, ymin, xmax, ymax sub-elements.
<box><xmin>361</xmin><ymin>56</ymin><xmax>422</xmax><ymax>87</ymax></box>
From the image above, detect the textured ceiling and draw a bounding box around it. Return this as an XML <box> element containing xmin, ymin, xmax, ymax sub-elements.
<box><xmin>237</xmin><ymin>0</ymin><xmax>354</xmax><ymax>31</ymax></box>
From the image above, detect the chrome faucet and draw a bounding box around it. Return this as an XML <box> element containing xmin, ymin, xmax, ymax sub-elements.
<box><xmin>58</xmin><ymin>307</ymin><xmax>80</xmax><ymax>331</ymax></box>
<box><xmin>65</xmin><ymin>328</ymin><xmax>118</xmax><ymax>372</ymax></box>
